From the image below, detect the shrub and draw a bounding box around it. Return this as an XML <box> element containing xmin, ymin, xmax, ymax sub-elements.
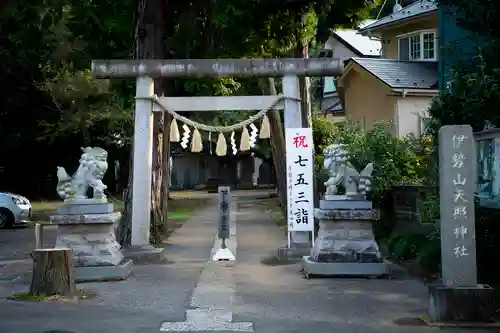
<box><xmin>383</xmin><ymin>233</ymin><xmax>429</xmax><ymax>260</ymax></box>
<box><xmin>312</xmin><ymin>114</ymin><xmax>337</xmax><ymax>187</ymax></box>
<box><xmin>334</xmin><ymin>121</ymin><xmax>426</xmax><ymax>202</ymax></box>
<box><xmin>420</xmin><ymin>193</ymin><xmax>440</xmax><ymax>223</ymax></box>
<box><xmin>415</xmin><ymin>239</ymin><xmax>441</xmax><ymax>273</ymax></box>
<box><xmin>312</xmin><ymin>114</ymin><xmax>336</xmax><ymax>172</ymax></box>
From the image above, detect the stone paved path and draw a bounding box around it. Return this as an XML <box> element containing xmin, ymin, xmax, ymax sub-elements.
<box><xmin>0</xmin><ymin>193</ymin><xmax>491</xmax><ymax>333</ymax></box>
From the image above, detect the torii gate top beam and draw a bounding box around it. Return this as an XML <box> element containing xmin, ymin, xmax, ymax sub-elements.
<box><xmin>91</xmin><ymin>58</ymin><xmax>343</xmax><ymax>78</ymax></box>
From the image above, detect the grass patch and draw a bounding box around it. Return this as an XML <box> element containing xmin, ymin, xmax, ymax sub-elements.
<box><xmin>167</xmin><ymin>198</ymin><xmax>208</xmax><ymax>220</ymax></box>
<box><xmin>238</xmin><ymin>198</ymin><xmax>286</xmax><ymax>231</ymax></box>
<box><xmin>255</xmin><ymin>198</ymin><xmax>286</xmax><ymax>230</ymax></box>
<box><xmin>30</xmin><ymin>198</ymin><xmax>124</xmax><ymax>223</ymax></box>
<box><xmin>30</xmin><ymin>197</ymin><xmax>207</xmax><ymax>223</ymax></box>
<box><xmin>163</xmin><ymin>198</ymin><xmax>210</xmax><ymax>239</ymax></box>
<box><xmin>8</xmin><ymin>289</ymin><xmax>91</xmax><ymax>301</ymax></box>
<box><xmin>167</xmin><ymin>212</ymin><xmax>191</xmax><ymax>221</ymax></box>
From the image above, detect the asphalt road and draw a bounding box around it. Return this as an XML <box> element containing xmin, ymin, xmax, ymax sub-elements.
<box><xmin>0</xmin><ymin>194</ymin><xmax>490</xmax><ymax>333</ymax></box>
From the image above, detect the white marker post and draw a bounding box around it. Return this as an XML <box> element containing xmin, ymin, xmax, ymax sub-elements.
<box><xmin>213</xmin><ymin>186</ymin><xmax>235</xmax><ymax>261</ymax></box>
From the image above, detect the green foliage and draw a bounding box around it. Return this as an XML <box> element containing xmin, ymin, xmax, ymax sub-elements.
<box><xmin>393</xmin><ymin>234</ymin><xmax>428</xmax><ymax>260</ymax></box>
<box><xmin>311</xmin><ymin>114</ymin><xmax>336</xmax><ymax>173</ymax></box>
<box><xmin>415</xmin><ymin>238</ymin><xmax>441</xmax><ymax>273</ymax></box>
<box><xmin>335</xmin><ymin>121</ymin><xmax>426</xmax><ymax>201</ymax></box>
<box><xmin>383</xmin><ymin>232</ymin><xmax>440</xmax><ymax>271</ymax></box>
<box><xmin>312</xmin><ymin>114</ymin><xmax>336</xmax><ymax>152</ymax></box>
<box><xmin>437</xmin><ymin>0</ymin><xmax>500</xmax><ymax>46</ymax></box>
<box><xmin>428</xmin><ymin>0</ymin><xmax>500</xmax><ymax>132</ymax></box>
<box><xmin>384</xmin><ymin>234</ymin><xmax>403</xmax><ymax>253</ymax></box>
<box><xmin>420</xmin><ymin>193</ymin><xmax>440</xmax><ymax>223</ymax></box>
<box><xmin>254</xmin><ymin>140</ymin><xmax>273</xmax><ymax>160</ymax></box>
<box><xmin>428</xmin><ymin>55</ymin><xmax>500</xmax><ymax>133</ymax></box>
<box><xmin>0</xmin><ymin>0</ymin><xmax>389</xmax><ymax>202</ymax></box>
<box><xmin>384</xmin><ymin>233</ymin><xmax>424</xmax><ymax>259</ymax></box>
<box><xmin>425</xmin><ymin>0</ymin><xmax>500</xmax><ymax>284</ymax></box>
<box><xmin>37</xmin><ymin>65</ymin><xmax>132</xmax><ymax>145</ymax></box>
<box><xmin>315</xmin><ymin>0</ymin><xmax>382</xmax><ymax>42</ymax></box>
<box><xmin>311</xmin><ymin>114</ymin><xmax>337</xmax><ymax>187</ymax></box>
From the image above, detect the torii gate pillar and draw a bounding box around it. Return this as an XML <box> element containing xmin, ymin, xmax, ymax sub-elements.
<box><xmin>92</xmin><ymin>58</ymin><xmax>343</xmax><ymax>252</ymax></box>
<box><xmin>282</xmin><ymin>75</ymin><xmax>309</xmax><ymax>246</ymax></box>
<box><xmin>131</xmin><ymin>77</ymin><xmax>154</xmax><ymax>246</ymax></box>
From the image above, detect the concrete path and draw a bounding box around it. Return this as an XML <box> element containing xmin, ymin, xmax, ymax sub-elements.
<box><xmin>0</xmin><ymin>194</ymin><xmax>489</xmax><ymax>333</ymax></box>
<box><xmin>0</xmin><ymin>200</ymin><xmax>217</xmax><ymax>333</ymax></box>
<box><xmin>233</xmin><ymin>199</ymin><xmax>431</xmax><ymax>333</ymax></box>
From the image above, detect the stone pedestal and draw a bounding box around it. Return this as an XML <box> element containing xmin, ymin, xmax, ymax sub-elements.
<box><xmin>427</xmin><ymin>284</ymin><xmax>495</xmax><ymax>324</ymax></box>
<box><xmin>50</xmin><ymin>202</ymin><xmax>132</xmax><ymax>282</ymax></box>
<box><xmin>301</xmin><ymin>199</ymin><xmax>389</xmax><ymax>278</ymax></box>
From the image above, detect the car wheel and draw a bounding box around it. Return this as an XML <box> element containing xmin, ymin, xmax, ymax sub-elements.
<box><xmin>0</xmin><ymin>208</ymin><xmax>14</xmax><ymax>229</ymax></box>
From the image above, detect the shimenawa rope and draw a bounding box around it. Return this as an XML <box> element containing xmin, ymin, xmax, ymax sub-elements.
<box><xmin>138</xmin><ymin>94</ymin><xmax>300</xmax><ymax>133</ymax></box>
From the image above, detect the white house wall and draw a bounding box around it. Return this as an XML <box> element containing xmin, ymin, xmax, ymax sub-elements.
<box><xmin>324</xmin><ymin>36</ymin><xmax>360</xmax><ymax>61</ymax></box>
<box><xmin>321</xmin><ymin>37</ymin><xmax>361</xmax><ymax>112</ymax></box>
<box><xmin>395</xmin><ymin>96</ymin><xmax>432</xmax><ymax>137</ymax></box>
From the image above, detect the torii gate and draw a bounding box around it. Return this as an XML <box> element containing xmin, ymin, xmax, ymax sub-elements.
<box><xmin>91</xmin><ymin>58</ymin><xmax>343</xmax><ymax>251</ymax></box>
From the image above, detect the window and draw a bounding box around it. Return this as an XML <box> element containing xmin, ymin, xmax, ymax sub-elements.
<box><xmin>323</xmin><ymin>77</ymin><xmax>336</xmax><ymax>95</ymax></box>
<box><xmin>318</xmin><ymin>50</ymin><xmax>333</xmax><ymax>58</ymax></box>
<box><xmin>410</xmin><ymin>34</ymin><xmax>421</xmax><ymax>60</ymax></box>
<box><xmin>419</xmin><ymin>116</ymin><xmax>432</xmax><ymax>136</ymax></box>
<box><xmin>398</xmin><ymin>31</ymin><xmax>436</xmax><ymax>61</ymax></box>
<box><xmin>318</xmin><ymin>50</ymin><xmax>336</xmax><ymax>96</ymax></box>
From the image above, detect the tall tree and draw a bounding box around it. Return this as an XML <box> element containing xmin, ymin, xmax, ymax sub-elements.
<box><xmin>0</xmin><ymin>0</ymin><xmax>385</xmax><ymax>241</ymax></box>
<box><xmin>250</xmin><ymin>0</ymin><xmax>381</xmax><ymax>209</ymax></box>
<box><xmin>427</xmin><ymin>0</ymin><xmax>500</xmax><ymax>132</ymax></box>
<box><xmin>117</xmin><ymin>0</ymin><xmax>170</xmax><ymax>246</ymax></box>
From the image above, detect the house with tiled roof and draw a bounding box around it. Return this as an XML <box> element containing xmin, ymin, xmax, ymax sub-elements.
<box><xmin>336</xmin><ymin>0</ymin><xmax>438</xmax><ymax>137</ymax></box>
<box><xmin>316</xmin><ymin>20</ymin><xmax>381</xmax><ymax>122</ymax></box>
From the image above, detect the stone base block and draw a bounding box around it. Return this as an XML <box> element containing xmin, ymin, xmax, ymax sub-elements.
<box><xmin>310</xmin><ymin>236</ymin><xmax>383</xmax><ymax>263</ymax></box>
<box><xmin>277</xmin><ymin>246</ymin><xmax>311</xmax><ymax>261</ymax></box>
<box><xmin>50</xmin><ymin>212</ymin><xmax>121</xmax><ymax>225</ymax></box>
<box><xmin>428</xmin><ymin>284</ymin><xmax>495</xmax><ymax>323</ymax></box>
<box><xmin>123</xmin><ymin>245</ymin><xmax>167</xmax><ymax>264</ymax></box>
<box><xmin>320</xmin><ymin>200</ymin><xmax>372</xmax><ymax>210</ymax></box>
<box><xmin>74</xmin><ymin>259</ymin><xmax>133</xmax><ymax>283</ymax></box>
<box><xmin>314</xmin><ymin>208</ymin><xmax>379</xmax><ymax>221</ymax></box>
<box><xmin>310</xmin><ymin>216</ymin><xmax>383</xmax><ymax>263</ymax></box>
<box><xmin>58</xmin><ymin>203</ymin><xmax>114</xmax><ymax>215</ymax></box>
<box><xmin>324</xmin><ymin>195</ymin><xmax>348</xmax><ymax>201</ymax></box>
<box><xmin>55</xmin><ymin>223</ymin><xmax>123</xmax><ymax>266</ymax></box>
<box><xmin>301</xmin><ymin>256</ymin><xmax>390</xmax><ymax>277</ymax></box>
<box><xmin>64</xmin><ymin>198</ymin><xmax>107</xmax><ymax>205</ymax></box>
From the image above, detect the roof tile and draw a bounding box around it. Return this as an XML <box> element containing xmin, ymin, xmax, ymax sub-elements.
<box><xmin>359</xmin><ymin>0</ymin><xmax>437</xmax><ymax>32</ymax></box>
<box><xmin>351</xmin><ymin>58</ymin><xmax>437</xmax><ymax>89</ymax></box>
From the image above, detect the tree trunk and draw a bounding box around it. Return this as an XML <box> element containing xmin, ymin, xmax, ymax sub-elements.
<box><xmin>30</xmin><ymin>248</ymin><xmax>75</xmax><ymax>297</ymax></box>
<box><xmin>150</xmin><ymin>111</ymin><xmax>165</xmax><ymax>244</ymax></box>
<box><xmin>117</xmin><ymin>0</ymin><xmax>168</xmax><ymax>246</ymax></box>
<box><xmin>117</xmin><ymin>171</ymin><xmax>132</xmax><ymax>246</ymax></box>
<box><xmin>294</xmin><ymin>40</ymin><xmax>312</xmax><ymax>128</ymax></box>
<box><xmin>162</xmin><ymin>113</ymin><xmax>172</xmax><ymax>233</ymax></box>
<box><xmin>264</xmin><ymin>78</ymin><xmax>287</xmax><ymax>213</ymax></box>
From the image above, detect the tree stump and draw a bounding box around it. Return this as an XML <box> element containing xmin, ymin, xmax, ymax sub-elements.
<box><xmin>30</xmin><ymin>248</ymin><xmax>76</xmax><ymax>297</ymax></box>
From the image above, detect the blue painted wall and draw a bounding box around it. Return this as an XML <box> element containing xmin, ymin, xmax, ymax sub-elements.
<box><xmin>438</xmin><ymin>3</ymin><xmax>478</xmax><ymax>88</ymax></box>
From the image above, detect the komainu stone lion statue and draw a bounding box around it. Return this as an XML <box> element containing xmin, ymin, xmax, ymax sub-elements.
<box><xmin>56</xmin><ymin>147</ymin><xmax>109</xmax><ymax>202</ymax></box>
<box><xmin>323</xmin><ymin>143</ymin><xmax>373</xmax><ymax>198</ymax></box>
